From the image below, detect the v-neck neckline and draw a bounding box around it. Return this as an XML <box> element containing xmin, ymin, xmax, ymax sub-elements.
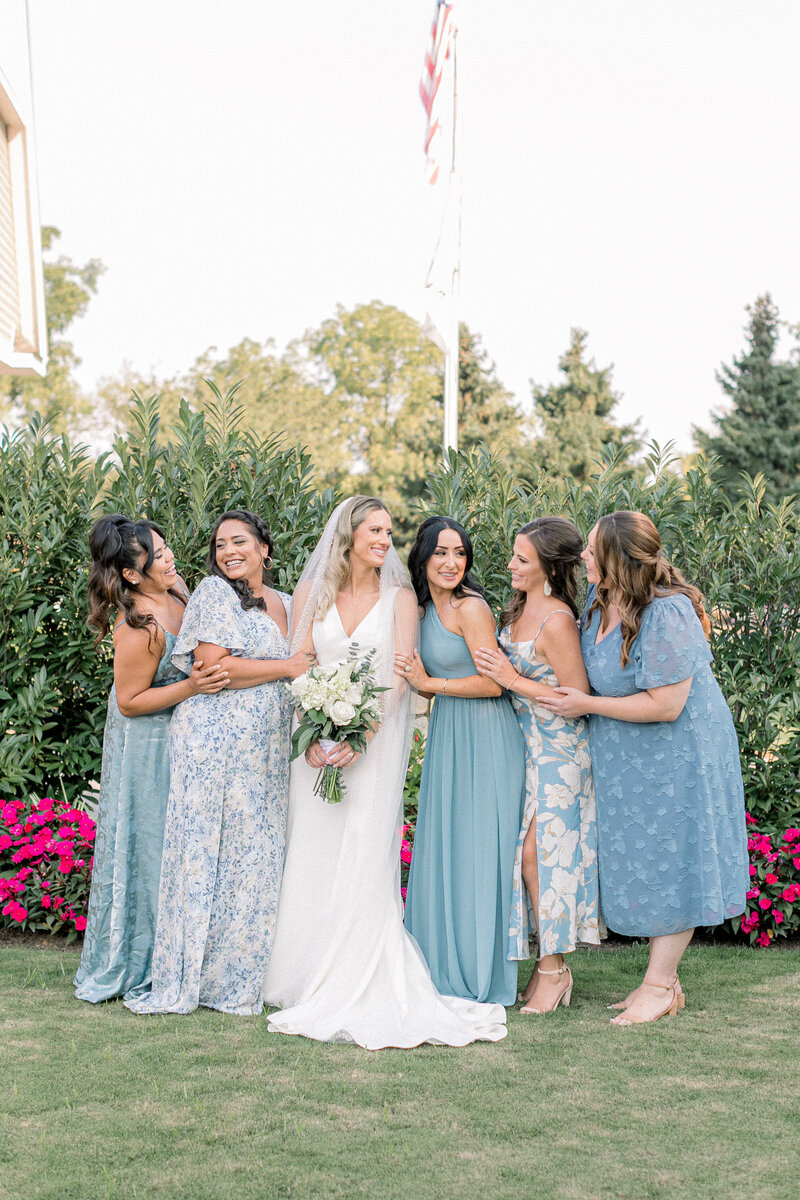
<box><xmin>333</xmin><ymin>595</ymin><xmax>381</xmax><ymax>640</ymax></box>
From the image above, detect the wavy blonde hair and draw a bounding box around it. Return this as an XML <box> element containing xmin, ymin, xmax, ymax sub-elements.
<box><xmin>588</xmin><ymin>510</ymin><xmax>710</xmax><ymax>667</ymax></box>
<box><xmin>316</xmin><ymin>495</ymin><xmax>389</xmax><ymax>618</ymax></box>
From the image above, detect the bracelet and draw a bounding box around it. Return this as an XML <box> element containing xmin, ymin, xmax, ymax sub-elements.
<box><xmin>509</xmin><ymin>671</ymin><xmax>520</xmax><ymax>689</ymax></box>
<box><xmin>441</xmin><ymin>678</ymin><xmax>448</xmax><ymax>694</ymax></box>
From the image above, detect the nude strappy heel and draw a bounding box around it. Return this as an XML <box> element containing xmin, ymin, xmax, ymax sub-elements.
<box><xmin>610</xmin><ymin>978</ymin><xmax>679</xmax><ymax>1026</ymax></box>
<box><xmin>607</xmin><ymin>974</ymin><xmax>686</xmax><ymax>1011</ymax></box>
<box><xmin>520</xmin><ymin>964</ymin><xmax>573</xmax><ymax>1014</ymax></box>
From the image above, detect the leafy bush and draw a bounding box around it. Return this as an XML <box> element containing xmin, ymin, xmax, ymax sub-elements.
<box><xmin>418</xmin><ymin>444</ymin><xmax>800</xmax><ymax>830</ymax></box>
<box><xmin>1</xmin><ymin>389</ymin><xmax>334</xmax><ymax>804</ymax></box>
<box><xmin>0</xmin><ymin>796</ymin><xmax>95</xmax><ymax>939</ymax></box>
<box><xmin>3</xmin><ymin>399</ymin><xmax>798</xmax><ymax>947</ymax></box>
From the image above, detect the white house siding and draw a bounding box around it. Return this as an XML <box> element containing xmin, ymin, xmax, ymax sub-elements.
<box><xmin>0</xmin><ymin>1</ymin><xmax>47</xmax><ymax>377</ymax></box>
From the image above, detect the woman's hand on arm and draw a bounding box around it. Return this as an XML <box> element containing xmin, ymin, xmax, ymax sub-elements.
<box><xmin>539</xmin><ymin>677</ymin><xmax>693</xmax><ymax>723</ymax></box>
<box><xmin>195</xmin><ymin>641</ymin><xmax>317</xmax><ymax>689</ymax></box>
<box><xmin>113</xmin><ymin>625</ymin><xmax>228</xmax><ymax>716</ymax></box>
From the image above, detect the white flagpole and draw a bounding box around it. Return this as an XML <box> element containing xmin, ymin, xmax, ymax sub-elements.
<box><xmin>443</xmin><ymin>13</ymin><xmax>461</xmax><ymax>458</ymax></box>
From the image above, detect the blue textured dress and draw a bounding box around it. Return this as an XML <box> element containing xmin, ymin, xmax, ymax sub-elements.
<box><xmin>404</xmin><ymin>605</ymin><xmax>526</xmax><ymax>1005</ymax></box>
<box><xmin>75</xmin><ymin>627</ymin><xmax>186</xmax><ymax>1003</ymax></box>
<box><xmin>582</xmin><ymin>589</ymin><xmax>748</xmax><ymax>936</ymax></box>
<box><xmin>500</xmin><ymin>619</ymin><xmax>601</xmax><ymax>960</ymax></box>
<box><xmin>125</xmin><ymin>576</ymin><xmax>292</xmax><ymax>1016</ymax></box>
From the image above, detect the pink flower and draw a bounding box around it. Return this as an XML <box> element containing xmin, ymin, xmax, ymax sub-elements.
<box><xmin>755</xmin><ymin>932</ymin><xmax>771</xmax><ymax>947</ymax></box>
<box><xmin>58</xmin><ymin>860</ymin><xmax>73</xmax><ymax>874</ymax></box>
<box><xmin>783</xmin><ymin>885</ymin><xmax>798</xmax><ymax>902</ymax></box>
<box><xmin>73</xmin><ymin>915</ymin><xmax>87</xmax><ymax>931</ymax></box>
<box><xmin>748</xmin><ymin>865</ymin><xmax>757</xmax><ymax>877</ymax></box>
<box><xmin>1</xmin><ymin>900</ymin><xmax>27</xmax><ymax>922</ymax></box>
<box><xmin>40</xmin><ymin>895</ymin><xmax>52</xmax><ymax>909</ymax></box>
<box><xmin>794</xmin><ymin>857</ymin><xmax>800</xmax><ymax>870</ymax></box>
<box><xmin>766</xmin><ymin>852</ymin><xmax>780</xmax><ymax>863</ymax></box>
<box><xmin>1</xmin><ymin>802</ymin><xmax>23</xmax><ymax>823</ymax></box>
<box><xmin>773</xmin><ymin>911</ymin><xmax>784</xmax><ymax>925</ymax></box>
<box><xmin>400</xmin><ymin>887</ymin><xmax>407</xmax><ymax>901</ymax></box>
<box><xmin>52</xmin><ymin>896</ymin><xmax>64</xmax><ymax>908</ymax></box>
<box><xmin>765</xmin><ymin>873</ymin><xmax>779</xmax><ymax>885</ymax></box>
<box><xmin>746</xmin><ymin>888</ymin><xmax>760</xmax><ymax>900</ymax></box>
<box><xmin>758</xmin><ymin>896</ymin><xmax>772</xmax><ymax>909</ymax></box>
<box><xmin>745</xmin><ymin>812</ymin><xmax>757</xmax><ymax>826</ymax></box>
<box><xmin>0</xmin><ymin>833</ymin><xmax>12</xmax><ymax>851</ymax></box>
<box><xmin>783</xmin><ymin>828</ymin><xmax>800</xmax><ymax>842</ymax></box>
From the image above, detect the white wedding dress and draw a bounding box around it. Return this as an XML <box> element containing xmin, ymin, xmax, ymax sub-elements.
<box><xmin>262</xmin><ymin>589</ymin><xmax>508</xmax><ymax>1048</ymax></box>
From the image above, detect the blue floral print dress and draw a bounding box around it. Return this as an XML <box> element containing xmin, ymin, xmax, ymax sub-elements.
<box><xmin>125</xmin><ymin>576</ymin><xmax>292</xmax><ymax>1016</ymax></box>
<box><xmin>500</xmin><ymin>616</ymin><xmax>601</xmax><ymax>960</ymax></box>
<box><xmin>581</xmin><ymin>588</ymin><xmax>748</xmax><ymax>937</ymax></box>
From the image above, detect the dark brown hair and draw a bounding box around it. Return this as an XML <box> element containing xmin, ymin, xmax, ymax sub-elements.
<box><xmin>207</xmin><ymin>510</ymin><xmax>274</xmax><ymax>611</ymax></box>
<box><xmin>588</xmin><ymin>510</ymin><xmax>710</xmax><ymax>667</ymax></box>
<box><xmin>87</xmin><ymin>514</ymin><xmax>183</xmax><ymax>649</ymax></box>
<box><xmin>499</xmin><ymin>516</ymin><xmax>583</xmax><ymax>631</ymax></box>
<box><xmin>407</xmin><ymin>516</ymin><xmax>485</xmax><ymax>609</ymax></box>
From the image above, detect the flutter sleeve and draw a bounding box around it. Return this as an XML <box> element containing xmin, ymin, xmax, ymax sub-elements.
<box><xmin>633</xmin><ymin>593</ymin><xmax>712</xmax><ymax>690</ymax></box>
<box><xmin>171</xmin><ymin>576</ymin><xmax>246</xmax><ymax>674</ymax></box>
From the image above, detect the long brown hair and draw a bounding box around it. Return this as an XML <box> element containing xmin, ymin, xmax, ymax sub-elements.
<box><xmin>87</xmin><ymin>514</ymin><xmax>184</xmax><ymax>649</ymax></box>
<box><xmin>499</xmin><ymin>516</ymin><xmax>583</xmax><ymax>631</ymax></box>
<box><xmin>588</xmin><ymin>510</ymin><xmax>710</xmax><ymax>667</ymax></box>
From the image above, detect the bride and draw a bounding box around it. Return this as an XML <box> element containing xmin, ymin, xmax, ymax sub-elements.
<box><xmin>263</xmin><ymin>496</ymin><xmax>508</xmax><ymax>1048</ymax></box>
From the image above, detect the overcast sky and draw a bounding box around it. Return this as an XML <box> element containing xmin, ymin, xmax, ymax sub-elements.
<box><xmin>26</xmin><ymin>0</ymin><xmax>800</xmax><ymax>453</ymax></box>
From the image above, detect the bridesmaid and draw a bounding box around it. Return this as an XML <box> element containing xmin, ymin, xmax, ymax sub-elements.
<box><xmin>475</xmin><ymin>517</ymin><xmax>601</xmax><ymax>1014</ymax></box>
<box><xmin>75</xmin><ymin>514</ymin><xmax>227</xmax><ymax>1004</ymax></box>
<box><xmin>125</xmin><ymin>510</ymin><xmax>313</xmax><ymax>1016</ymax></box>
<box><xmin>541</xmin><ymin>511</ymin><xmax>748</xmax><ymax>1024</ymax></box>
<box><xmin>399</xmin><ymin>516</ymin><xmax>526</xmax><ymax>1007</ymax></box>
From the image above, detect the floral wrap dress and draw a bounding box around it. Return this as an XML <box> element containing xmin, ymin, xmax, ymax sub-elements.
<box><xmin>501</xmin><ymin>616</ymin><xmax>601</xmax><ymax>960</ymax></box>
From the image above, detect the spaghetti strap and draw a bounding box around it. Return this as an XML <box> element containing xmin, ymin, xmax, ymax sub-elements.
<box><xmin>532</xmin><ymin>608</ymin><xmax>574</xmax><ymax>652</ymax></box>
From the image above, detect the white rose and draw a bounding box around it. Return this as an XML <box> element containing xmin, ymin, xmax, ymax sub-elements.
<box><xmin>327</xmin><ymin>700</ymin><xmax>356</xmax><ymax>726</ymax></box>
<box><xmin>345</xmin><ymin>684</ymin><xmax>364</xmax><ymax>704</ymax></box>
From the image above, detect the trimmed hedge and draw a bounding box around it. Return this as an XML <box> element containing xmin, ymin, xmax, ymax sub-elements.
<box><xmin>2</xmin><ymin>399</ymin><xmax>798</xmax><ymax>838</ymax></box>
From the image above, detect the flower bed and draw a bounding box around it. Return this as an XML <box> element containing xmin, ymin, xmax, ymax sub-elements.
<box><xmin>0</xmin><ymin>797</ymin><xmax>95</xmax><ymax>941</ymax></box>
<box><xmin>727</xmin><ymin>813</ymin><xmax>800</xmax><ymax>946</ymax></box>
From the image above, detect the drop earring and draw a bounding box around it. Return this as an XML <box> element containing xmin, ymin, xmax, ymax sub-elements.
<box><xmin>543</xmin><ymin>579</ymin><xmax>552</xmax><ymax>596</ymax></box>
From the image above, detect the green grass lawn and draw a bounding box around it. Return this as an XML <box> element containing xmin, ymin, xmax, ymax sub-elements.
<box><xmin>2</xmin><ymin>938</ymin><xmax>798</xmax><ymax>1200</ymax></box>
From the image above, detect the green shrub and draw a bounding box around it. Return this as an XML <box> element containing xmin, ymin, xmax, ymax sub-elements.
<box><xmin>417</xmin><ymin>443</ymin><xmax>800</xmax><ymax>830</ymax></box>
<box><xmin>1</xmin><ymin>389</ymin><xmax>334</xmax><ymax>805</ymax></box>
<box><xmin>2</xmin><ymin>401</ymin><xmax>797</xmax><ymax>847</ymax></box>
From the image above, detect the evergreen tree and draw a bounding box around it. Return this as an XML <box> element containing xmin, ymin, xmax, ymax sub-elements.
<box><xmin>522</xmin><ymin>328</ymin><xmax>640</xmax><ymax>483</ymax></box>
<box><xmin>694</xmin><ymin>295</ymin><xmax>800</xmax><ymax>503</ymax></box>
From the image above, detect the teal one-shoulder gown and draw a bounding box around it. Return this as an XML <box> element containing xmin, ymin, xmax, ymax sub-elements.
<box><xmin>74</xmin><ymin>630</ymin><xmax>185</xmax><ymax>1003</ymax></box>
<box><xmin>405</xmin><ymin>605</ymin><xmax>526</xmax><ymax>1006</ymax></box>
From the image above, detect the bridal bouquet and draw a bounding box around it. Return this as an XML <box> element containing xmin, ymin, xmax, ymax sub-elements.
<box><xmin>288</xmin><ymin>646</ymin><xmax>387</xmax><ymax>803</ymax></box>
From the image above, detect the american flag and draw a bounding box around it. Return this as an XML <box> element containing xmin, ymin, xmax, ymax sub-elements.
<box><xmin>420</xmin><ymin>1</ymin><xmax>457</xmax><ymax>186</ymax></box>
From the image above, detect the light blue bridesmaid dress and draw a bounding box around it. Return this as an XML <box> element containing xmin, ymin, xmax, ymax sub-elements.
<box><xmin>501</xmin><ymin>617</ymin><xmax>601</xmax><ymax>961</ymax></box>
<box><xmin>404</xmin><ymin>604</ymin><xmax>526</xmax><ymax>1006</ymax></box>
<box><xmin>75</xmin><ymin>626</ymin><xmax>186</xmax><ymax>1003</ymax></box>
<box><xmin>582</xmin><ymin>587</ymin><xmax>748</xmax><ymax>936</ymax></box>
